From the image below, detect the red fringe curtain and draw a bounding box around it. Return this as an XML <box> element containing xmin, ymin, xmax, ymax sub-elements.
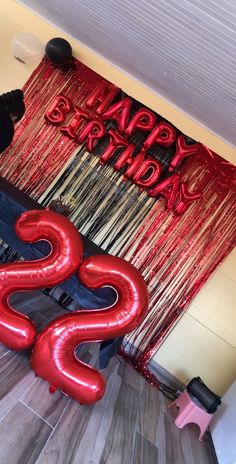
<box><xmin>1</xmin><ymin>58</ymin><xmax>235</xmax><ymax>377</ymax></box>
<box><xmin>120</xmin><ymin>156</ymin><xmax>236</xmax><ymax>375</ymax></box>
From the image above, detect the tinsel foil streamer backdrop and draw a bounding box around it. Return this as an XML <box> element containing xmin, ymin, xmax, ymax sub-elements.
<box><xmin>0</xmin><ymin>58</ymin><xmax>235</xmax><ymax>374</ymax></box>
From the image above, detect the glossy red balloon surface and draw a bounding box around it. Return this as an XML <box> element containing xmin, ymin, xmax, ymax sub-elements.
<box><xmin>31</xmin><ymin>255</ymin><xmax>149</xmax><ymax>404</ymax></box>
<box><xmin>0</xmin><ymin>209</ymin><xmax>83</xmax><ymax>350</ymax></box>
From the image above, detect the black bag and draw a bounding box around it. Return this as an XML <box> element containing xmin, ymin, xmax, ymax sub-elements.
<box><xmin>187</xmin><ymin>377</ymin><xmax>221</xmax><ymax>413</ymax></box>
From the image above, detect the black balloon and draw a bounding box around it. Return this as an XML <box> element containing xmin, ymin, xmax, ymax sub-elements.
<box><xmin>45</xmin><ymin>38</ymin><xmax>72</xmax><ymax>66</ymax></box>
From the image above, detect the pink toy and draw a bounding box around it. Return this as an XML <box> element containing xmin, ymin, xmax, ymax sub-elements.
<box><xmin>169</xmin><ymin>390</ymin><xmax>213</xmax><ymax>440</ymax></box>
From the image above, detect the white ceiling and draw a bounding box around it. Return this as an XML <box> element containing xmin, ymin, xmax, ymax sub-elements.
<box><xmin>19</xmin><ymin>0</ymin><xmax>236</xmax><ymax>146</ymax></box>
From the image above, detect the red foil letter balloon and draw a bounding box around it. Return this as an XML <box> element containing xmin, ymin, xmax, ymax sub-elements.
<box><xmin>31</xmin><ymin>255</ymin><xmax>149</xmax><ymax>404</ymax></box>
<box><xmin>0</xmin><ymin>210</ymin><xmax>83</xmax><ymax>351</ymax></box>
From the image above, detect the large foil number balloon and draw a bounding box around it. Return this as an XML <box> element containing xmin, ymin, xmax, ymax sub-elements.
<box><xmin>31</xmin><ymin>255</ymin><xmax>149</xmax><ymax>404</ymax></box>
<box><xmin>0</xmin><ymin>209</ymin><xmax>148</xmax><ymax>404</ymax></box>
<box><xmin>0</xmin><ymin>210</ymin><xmax>83</xmax><ymax>351</ymax></box>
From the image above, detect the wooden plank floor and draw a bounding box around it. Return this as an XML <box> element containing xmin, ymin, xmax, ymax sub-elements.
<box><xmin>0</xmin><ymin>292</ymin><xmax>218</xmax><ymax>464</ymax></box>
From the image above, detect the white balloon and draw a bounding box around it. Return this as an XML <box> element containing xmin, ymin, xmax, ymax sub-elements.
<box><xmin>11</xmin><ymin>33</ymin><xmax>45</xmax><ymax>65</ymax></box>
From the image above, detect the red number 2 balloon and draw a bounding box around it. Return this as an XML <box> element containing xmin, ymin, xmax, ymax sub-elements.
<box><xmin>31</xmin><ymin>255</ymin><xmax>149</xmax><ymax>404</ymax></box>
<box><xmin>0</xmin><ymin>210</ymin><xmax>83</xmax><ymax>351</ymax></box>
<box><xmin>0</xmin><ymin>208</ymin><xmax>148</xmax><ymax>404</ymax></box>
